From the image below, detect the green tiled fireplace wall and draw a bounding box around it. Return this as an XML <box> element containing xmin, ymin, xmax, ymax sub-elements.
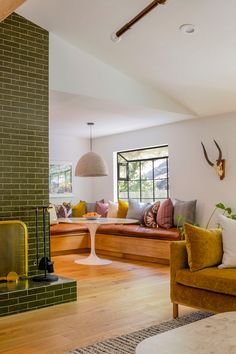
<box><xmin>0</xmin><ymin>13</ymin><xmax>49</xmax><ymax>275</ymax></box>
<box><xmin>0</xmin><ymin>280</ymin><xmax>77</xmax><ymax>317</ymax></box>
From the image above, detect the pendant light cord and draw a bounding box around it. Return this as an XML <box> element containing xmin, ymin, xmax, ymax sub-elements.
<box><xmin>88</xmin><ymin>122</ymin><xmax>94</xmax><ymax>152</ymax></box>
<box><xmin>90</xmin><ymin>124</ymin><xmax>93</xmax><ymax>151</ymax></box>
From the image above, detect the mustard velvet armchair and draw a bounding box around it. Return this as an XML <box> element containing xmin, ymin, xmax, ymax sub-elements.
<box><xmin>170</xmin><ymin>241</ymin><xmax>236</xmax><ymax>318</ymax></box>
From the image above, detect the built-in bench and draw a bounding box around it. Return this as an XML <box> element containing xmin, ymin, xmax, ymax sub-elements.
<box><xmin>50</xmin><ymin>223</ymin><xmax>180</xmax><ymax>264</ymax></box>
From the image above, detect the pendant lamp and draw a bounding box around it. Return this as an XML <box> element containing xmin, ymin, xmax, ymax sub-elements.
<box><xmin>75</xmin><ymin>123</ymin><xmax>108</xmax><ymax>177</ymax></box>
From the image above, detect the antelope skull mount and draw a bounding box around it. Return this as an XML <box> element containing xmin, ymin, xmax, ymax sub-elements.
<box><xmin>201</xmin><ymin>140</ymin><xmax>225</xmax><ymax>180</ymax></box>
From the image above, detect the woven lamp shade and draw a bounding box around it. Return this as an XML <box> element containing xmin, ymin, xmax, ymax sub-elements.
<box><xmin>75</xmin><ymin>151</ymin><xmax>108</xmax><ymax>177</ymax></box>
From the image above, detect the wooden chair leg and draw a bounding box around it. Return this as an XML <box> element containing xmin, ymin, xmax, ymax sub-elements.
<box><xmin>173</xmin><ymin>303</ymin><xmax>179</xmax><ymax>319</ymax></box>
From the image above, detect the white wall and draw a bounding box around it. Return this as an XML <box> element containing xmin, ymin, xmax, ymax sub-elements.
<box><xmin>49</xmin><ymin>134</ymin><xmax>92</xmax><ymax>205</ymax></box>
<box><xmin>92</xmin><ymin>113</ymin><xmax>236</xmax><ymax>226</ymax></box>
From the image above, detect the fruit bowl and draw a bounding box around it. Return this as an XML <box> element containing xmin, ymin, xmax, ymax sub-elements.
<box><xmin>82</xmin><ymin>213</ymin><xmax>101</xmax><ymax>220</ymax></box>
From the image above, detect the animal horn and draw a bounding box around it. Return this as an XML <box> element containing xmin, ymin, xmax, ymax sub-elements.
<box><xmin>213</xmin><ymin>140</ymin><xmax>222</xmax><ymax>163</ymax></box>
<box><xmin>201</xmin><ymin>142</ymin><xmax>214</xmax><ymax>167</ymax></box>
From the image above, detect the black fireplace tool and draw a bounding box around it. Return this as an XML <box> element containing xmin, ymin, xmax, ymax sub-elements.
<box><xmin>32</xmin><ymin>206</ymin><xmax>58</xmax><ymax>282</ymax></box>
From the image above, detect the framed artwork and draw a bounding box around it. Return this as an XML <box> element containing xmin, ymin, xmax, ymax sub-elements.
<box><xmin>49</xmin><ymin>162</ymin><xmax>73</xmax><ymax>197</ymax></box>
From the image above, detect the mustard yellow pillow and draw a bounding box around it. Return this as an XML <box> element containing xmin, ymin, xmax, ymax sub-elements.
<box><xmin>72</xmin><ymin>201</ymin><xmax>86</xmax><ymax>217</ymax></box>
<box><xmin>117</xmin><ymin>199</ymin><xmax>129</xmax><ymax>218</ymax></box>
<box><xmin>184</xmin><ymin>223</ymin><xmax>223</xmax><ymax>272</ymax></box>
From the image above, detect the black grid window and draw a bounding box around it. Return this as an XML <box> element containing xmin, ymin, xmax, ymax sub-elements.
<box><xmin>117</xmin><ymin>145</ymin><xmax>169</xmax><ymax>203</ymax></box>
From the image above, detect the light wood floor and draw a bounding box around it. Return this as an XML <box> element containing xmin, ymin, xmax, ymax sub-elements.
<box><xmin>0</xmin><ymin>253</ymin><xmax>193</xmax><ymax>354</ymax></box>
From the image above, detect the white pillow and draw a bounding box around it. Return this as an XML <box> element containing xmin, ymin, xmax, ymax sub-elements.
<box><xmin>107</xmin><ymin>201</ymin><xmax>118</xmax><ymax>218</ymax></box>
<box><xmin>218</xmin><ymin>214</ymin><xmax>236</xmax><ymax>269</ymax></box>
<box><xmin>49</xmin><ymin>204</ymin><xmax>58</xmax><ymax>225</ymax></box>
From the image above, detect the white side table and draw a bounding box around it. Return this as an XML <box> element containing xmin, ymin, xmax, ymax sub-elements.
<box><xmin>59</xmin><ymin>217</ymin><xmax>138</xmax><ymax>265</ymax></box>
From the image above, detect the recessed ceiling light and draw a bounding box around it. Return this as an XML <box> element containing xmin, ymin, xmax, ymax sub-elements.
<box><xmin>179</xmin><ymin>24</ymin><xmax>196</xmax><ymax>34</ymax></box>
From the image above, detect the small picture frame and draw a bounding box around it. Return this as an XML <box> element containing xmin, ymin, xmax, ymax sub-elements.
<box><xmin>49</xmin><ymin>162</ymin><xmax>73</xmax><ymax>197</ymax></box>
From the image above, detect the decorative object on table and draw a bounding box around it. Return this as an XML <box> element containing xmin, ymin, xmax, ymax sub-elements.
<box><xmin>144</xmin><ymin>201</ymin><xmax>160</xmax><ymax>228</ymax></box>
<box><xmin>156</xmin><ymin>198</ymin><xmax>174</xmax><ymax>229</ymax></box>
<box><xmin>49</xmin><ymin>163</ymin><xmax>73</xmax><ymax>196</ymax></box>
<box><xmin>67</xmin><ymin>311</ymin><xmax>211</xmax><ymax>354</ymax></box>
<box><xmin>33</xmin><ymin>206</ymin><xmax>58</xmax><ymax>282</ymax></box>
<box><xmin>201</xmin><ymin>140</ymin><xmax>225</xmax><ymax>180</ymax></box>
<box><xmin>75</xmin><ymin>122</ymin><xmax>108</xmax><ymax>177</ymax></box>
<box><xmin>111</xmin><ymin>0</ymin><xmax>167</xmax><ymax>43</ymax></box>
<box><xmin>173</xmin><ymin>199</ymin><xmax>197</xmax><ymax>227</ymax></box>
<box><xmin>218</xmin><ymin>214</ymin><xmax>236</xmax><ymax>269</ymax></box>
<box><xmin>83</xmin><ymin>212</ymin><xmax>101</xmax><ymax>220</ymax></box>
<box><xmin>184</xmin><ymin>223</ymin><xmax>223</xmax><ymax>272</ymax></box>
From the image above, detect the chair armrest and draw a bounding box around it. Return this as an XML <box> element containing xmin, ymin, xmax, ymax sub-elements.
<box><xmin>170</xmin><ymin>241</ymin><xmax>189</xmax><ymax>289</ymax></box>
<box><xmin>170</xmin><ymin>241</ymin><xmax>188</xmax><ymax>272</ymax></box>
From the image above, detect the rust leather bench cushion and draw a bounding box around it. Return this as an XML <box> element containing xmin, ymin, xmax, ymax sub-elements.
<box><xmin>50</xmin><ymin>223</ymin><xmax>180</xmax><ymax>241</ymax></box>
<box><xmin>97</xmin><ymin>224</ymin><xmax>180</xmax><ymax>241</ymax></box>
<box><xmin>50</xmin><ymin>223</ymin><xmax>88</xmax><ymax>235</ymax></box>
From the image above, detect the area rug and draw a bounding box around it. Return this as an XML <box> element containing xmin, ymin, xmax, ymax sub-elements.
<box><xmin>68</xmin><ymin>311</ymin><xmax>212</xmax><ymax>354</ymax></box>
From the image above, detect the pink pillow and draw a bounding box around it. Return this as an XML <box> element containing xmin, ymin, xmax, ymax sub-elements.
<box><xmin>96</xmin><ymin>201</ymin><xmax>108</xmax><ymax>217</ymax></box>
<box><xmin>144</xmin><ymin>202</ymin><xmax>160</xmax><ymax>228</ymax></box>
<box><xmin>156</xmin><ymin>198</ymin><xmax>173</xmax><ymax>229</ymax></box>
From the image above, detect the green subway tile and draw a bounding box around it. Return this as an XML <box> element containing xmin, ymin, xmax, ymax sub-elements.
<box><xmin>45</xmin><ymin>296</ymin><xmax>63</xmax><ymax>305</ymax></box>
<box><xmin>62</xmin><ymin>293</ymin><xmax>77</xmax><ymax>302</ymax></box>
<box><xmin>0</xmin><ymin>306</ymin><xmax>9</xmax><ymax>316</ymax></box>
<box><xmin>8</xmin><ymin>303</ymin><xmax>28</xmax><ymax>313</ymax></box>
<box><xmin>19</xmin><ymin>295</ymin><xmax>37</xmax><ymax>303</ymax></box>
<box><xmin>54</xmin><ymin>288</ymin><xmax>71</xmax><ymax>297</ymax></box>
<box><xmin>27</xmin><ymin>299</ymin><xmax>46</xmax><ymax>309</ymax></box>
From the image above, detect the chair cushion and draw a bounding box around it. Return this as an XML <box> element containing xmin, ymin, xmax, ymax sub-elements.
<box><xmin>97</xmin><ymin>224</ymin><xmax>180</xmax><ymax>241</ymax></box>
<box><xmin>176</xmin><ymin>267</ymin><xmax>236</xmax><ymax>296</ymax></box>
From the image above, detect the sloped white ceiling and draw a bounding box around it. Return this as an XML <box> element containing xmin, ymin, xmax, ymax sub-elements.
<box><xmin>17</xmin><ymin>0</ymin><xmax>236</xmax><ymax>138</ymax></box>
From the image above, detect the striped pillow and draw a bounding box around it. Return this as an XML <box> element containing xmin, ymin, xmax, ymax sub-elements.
<box><xmin>157</xmin><ymin>198</ymin><xmax>173</xmax><ymax>229</ymax></box>
<box><xmin>144</xmin><ymin>202</ymin><xmax>160</xmax><ymax>228</ymax></box>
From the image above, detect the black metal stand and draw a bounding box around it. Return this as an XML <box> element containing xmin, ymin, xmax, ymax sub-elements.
<box><xmin>32</xmin><ymin>206</ymin><xmax>58</xmax><ymax>283</ymax></box>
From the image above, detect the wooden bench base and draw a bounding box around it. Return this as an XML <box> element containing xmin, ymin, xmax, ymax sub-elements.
<box><xmin>51</xmin><ymin>232</ymin><xmax>171</xmax><ymax>264</ymax></box>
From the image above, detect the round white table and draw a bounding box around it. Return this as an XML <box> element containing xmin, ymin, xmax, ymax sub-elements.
<box><xmin>59</xmin><ymin>217</ymin><xmax>138</xmax><ymax>266</ymax></box>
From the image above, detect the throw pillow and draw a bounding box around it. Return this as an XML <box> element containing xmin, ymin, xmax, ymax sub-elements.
<box><xmin>173</xmin><ymin>199</ymin><xmax>197</xmax><ymax>226</ymax></box>
<box><xmin>184</xmin><ymin>223</ymin><xmax>223</xmax><ymax>272</ymax></box>
<box><xmin>49</xmin><ymin>204</ymin><xmax>58</xmax><ymax>225</ymax></box>
<box><xmin>55</xmin><ymin>203</ymin><xmax>72</xmax><ymax>218</ymax></box>
<box><xmin>117</xmin><ymin>199</ymin><xmax>129</xmax><ymax>218</ymax></box>
<box><xmin>87</xmin><ymin>199</ymin><xmax>105</xmax><ymax>213</ymax></box>
<box><xmin>96</xmin><ymin>201</ymin><xmax>108</xmax><ymax>217</ymax></box>
<box><xmin>156</xmin><ymin>198</ymin><xmax>173</xmax><ymax>229</ymax></box>
<box><xmin>144</xmin><ymin>202</ymin><xmax>160</xmax><ymax>228</ymax></box>
<box><xmin>86</xmin><ymin>203</ymin><xmax>96</xmax><ymax>213</ymax></box>
<box><xmin>62</xmin><ymin>202</ymin><xmax>72</xmax><ymax>217</ymax></box>
<box><xmin>72</xmin><ymin>201</ymin><xmax>86</xmax><ymax>217</ymax></box>
<box><xmin>107</xmin><ymin>201</ymin><xmax>118</xmax><ymax>218</ymax></box>
<box><xmin>126</xmin><ymin>200</ymin><xmax>150</xmax><ymax>223</ymax></box>
<box><xmin>218</xmin><ymin>215</ymin><xmax>236</xmax><ymax>269</ymax></box>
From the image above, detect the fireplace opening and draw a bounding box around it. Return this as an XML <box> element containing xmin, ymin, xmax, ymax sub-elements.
<box><xmin>0</xmin><ymin>221</ymin><xmax>28</xmax><ymax>282</ymax></box>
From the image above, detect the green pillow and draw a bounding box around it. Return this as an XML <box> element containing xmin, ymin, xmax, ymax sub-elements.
<box><xmin>184</xmin><ymin>223</ymin><xmax>223</xmax><ymax>272</ymax></box>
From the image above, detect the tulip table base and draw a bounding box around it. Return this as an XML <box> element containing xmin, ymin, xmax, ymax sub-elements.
<box><xmin>74</xmin><ymin>222</ymin><xmax>112</xmax><ymax>265</ymax></box>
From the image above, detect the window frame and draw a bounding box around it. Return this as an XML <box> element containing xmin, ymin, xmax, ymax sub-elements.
<box><xmin>117</xmin><ymin>145</ymin><xmax>169</xmax><ymax>202</ymax></box>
